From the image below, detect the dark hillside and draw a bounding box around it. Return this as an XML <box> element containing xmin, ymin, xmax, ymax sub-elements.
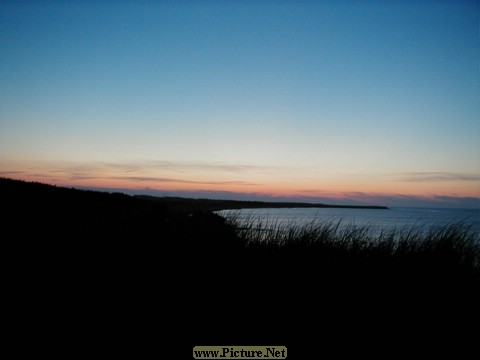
<box><xmin>1</xmin><ymin>177</ymin><xmax>236</xmax><ymax>242</ymax></box>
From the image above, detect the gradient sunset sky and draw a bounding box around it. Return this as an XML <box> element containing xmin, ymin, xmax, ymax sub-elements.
<box><xmin>1</xmin><ymin>1</ymin><xmax>479</xmax><ymax>208</ymax></box>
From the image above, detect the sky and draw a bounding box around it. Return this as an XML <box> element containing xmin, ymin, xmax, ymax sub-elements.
<box><xmin>0</xmin><ymin>0</ymin><xmax>479</xmax><ymax>208</ymax></box>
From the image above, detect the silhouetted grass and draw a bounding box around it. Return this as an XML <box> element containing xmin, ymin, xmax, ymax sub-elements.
<box><xmin>190</xmin><ymin>214</ymin><xmax>480</xmax><ymax>353</ymax></box>
<box><xmin>223</xmin><ymin>214</ymin><xmax>480</xmax><ymax>277</ymax></box>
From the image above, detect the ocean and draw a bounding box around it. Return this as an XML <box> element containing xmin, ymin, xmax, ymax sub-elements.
<box><xmin>217</xmin><ymin>207</ymin><xmax>480</xmax><ymax>240</ymax></box>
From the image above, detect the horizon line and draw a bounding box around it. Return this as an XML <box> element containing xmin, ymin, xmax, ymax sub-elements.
<box><xmin>2</xmin><ymin>176</ymin><xmax>479</xmax><ymax>210</ymax></box>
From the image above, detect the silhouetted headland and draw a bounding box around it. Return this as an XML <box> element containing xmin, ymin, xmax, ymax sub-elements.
<box><xmin>135</xmin><ymin>194</ymin><xmax>389</xmax><ymax>212</ymax></box>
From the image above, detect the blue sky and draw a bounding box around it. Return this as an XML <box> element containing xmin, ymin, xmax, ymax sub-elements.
<box><xmin>0</xmin><ymin>1</ymin><xmax>479</xmax><ymax>208</ymax></box>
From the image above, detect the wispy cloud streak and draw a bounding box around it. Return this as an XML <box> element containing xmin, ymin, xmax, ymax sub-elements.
<box><xmin>394</xmin><ymin>172</ymin><xmax>480</xmax><ymax>183</ymax></box>
<box><xmin>109</xmin><ymin>176</ymin><xmax>258</xmax><ymax>186</ymax></box>
<box><xmin>0</xmin><ymin>160</ymin><xmax>267</xmax><ymax>187</ymax></box>
<box><xmin>97</xmin><ymin>160</ymin><xmax>275</xmax><ymax>174</ymax></box>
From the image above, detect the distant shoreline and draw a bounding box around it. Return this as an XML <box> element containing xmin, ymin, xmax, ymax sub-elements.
<box><xmin>135</xmin><ymin>195</ymin><xmax>389</xmax><ymax>212</ymax></box>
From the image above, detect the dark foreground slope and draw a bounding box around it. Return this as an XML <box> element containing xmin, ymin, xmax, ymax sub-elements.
<box><xmin>2</xmin><ymin>178</ymin><xmax>478</xmax><ymax>357</ymax></box>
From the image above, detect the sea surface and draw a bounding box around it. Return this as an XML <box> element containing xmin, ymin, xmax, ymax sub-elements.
<box><xmin>217</xmin><ymin>207</ymin><xmax>480</xmax><ymax>240</ymax></box>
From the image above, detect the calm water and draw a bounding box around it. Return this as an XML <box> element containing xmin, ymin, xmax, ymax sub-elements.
<box><xmin>217</xmin><ymin>207</ymin><xmax>480</xmax><ymax>240</ymax></box>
